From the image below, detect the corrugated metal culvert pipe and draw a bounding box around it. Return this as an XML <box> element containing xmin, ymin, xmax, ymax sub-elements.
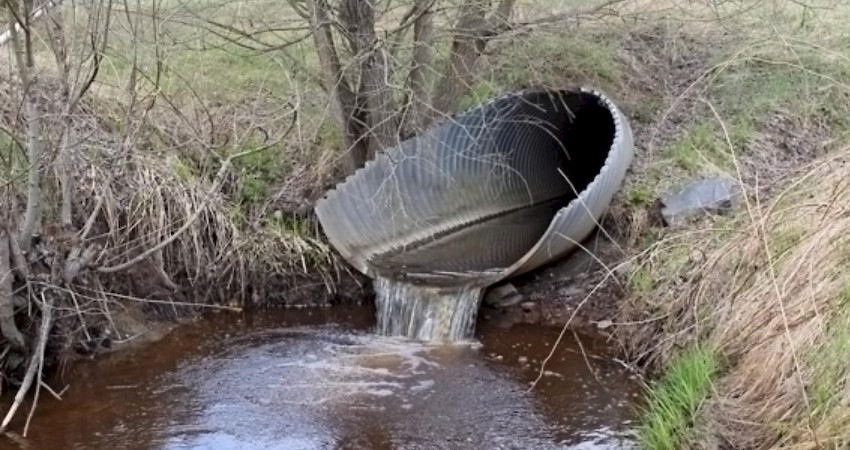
<box><xmin>315</xmin><ymin>88</ymin><xmax>634</xmax><ymax>341</ymax></box>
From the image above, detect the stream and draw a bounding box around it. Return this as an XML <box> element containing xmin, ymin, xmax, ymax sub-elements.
<box><xmin>7</xmin><ymin>305</ymin><xmax>639</xmax><ymax>450</ymax></box>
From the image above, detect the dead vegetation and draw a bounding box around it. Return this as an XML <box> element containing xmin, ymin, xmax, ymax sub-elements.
<box><xmin>599</xmin><ymin>2</ymin><xmax>850</xmax><ymax>448</ymax></box>
<box><xmin>0</xmin><ymin>0</ymin><xmax>354</xmax><ymax>433</ymax></box>
<box><xmin>621</xmin><ymin>148</ymin><xmax>850</xmax><ymax>448</ymax></box>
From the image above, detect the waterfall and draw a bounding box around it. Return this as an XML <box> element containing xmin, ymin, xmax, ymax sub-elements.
<box><xmin>373</xmin><ymin>277</ymin><xmax>484</xmax><ymax>342</ymax></box>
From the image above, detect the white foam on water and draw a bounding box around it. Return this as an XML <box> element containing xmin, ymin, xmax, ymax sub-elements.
<box><xmin>249</xmin><ymin>329</ymin><xmax>458</xmax><ymax>409</ymax></box>
<box><xmin>410</xmin><ymin>379</ymin><xmax>435</xmax><ymax>393</ymax></box>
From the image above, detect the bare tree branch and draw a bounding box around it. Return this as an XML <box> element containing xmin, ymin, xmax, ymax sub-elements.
<box><xmin>45</xmin><ymin>5</ymin><xmax>75</xmax><ymax>229</ymax></box>
<box><xmin>196</xmin><ymin>17</ymin><xmax>312</xmax><ymax>53</ymax></box>
<box><xmin>0</xmin><ymin>0</ymin><xmax>65</xmax><ymax>47</ymax></box>
<box><xmin>511</xmin><ymin>0</ymin><xmax>624</xmax><ymax>28</ymax></box>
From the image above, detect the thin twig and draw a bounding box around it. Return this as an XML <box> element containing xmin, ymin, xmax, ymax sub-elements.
<box><xmin>38</xmin><ymin>381</ymin><xmax>64</xmax><ymax>401</ymax></box>
<box><xmin>528</xmin><ymin>269</ymin><xmax>614</xmax><ymax>391</ymax></box>
<box><xmin>23</xmin><ymin>301</ymin><xmax>47</xmax><ymax>437</ymax></box>
<box><xmin>510</xmin><ymin>0</ymin><xmax>625</xmax><ymax>29</ymax></box>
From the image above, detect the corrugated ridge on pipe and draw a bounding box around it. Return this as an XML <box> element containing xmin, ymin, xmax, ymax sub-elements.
<box><xmin>315</xmin><ymin>87</ymin><xmax>634</xmax><ymax>288</ymax></box>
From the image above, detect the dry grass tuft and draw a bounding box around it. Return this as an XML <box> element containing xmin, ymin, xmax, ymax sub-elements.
<box><xmin>621</xmin><ymin>147</ymin><xmax>850</xmax><ymax>448</ymax></box>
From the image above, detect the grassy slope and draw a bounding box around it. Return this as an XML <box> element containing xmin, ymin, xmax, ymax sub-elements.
<box><xmin>529</xmin><ymin>2</ymin><xmax>850</xmax><ymax>449</ymax></box>
<box><xmin>451</xmin><ymin>1</ymin><xmax>850</xmax><ymax>448</ymax></box>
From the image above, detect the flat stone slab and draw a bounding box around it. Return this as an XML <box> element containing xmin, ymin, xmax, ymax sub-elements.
<box><xmin>483</xmin><ymin>283</ymin><xmax>524</xmax><ymax>308</ymax></box>
<box><xmin>661</xmin><ymin>177</ymin><xmax>738</xmax><ymax>226</ymax></box>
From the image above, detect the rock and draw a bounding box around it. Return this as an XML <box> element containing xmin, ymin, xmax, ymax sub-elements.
<box><xmin>596</xmin><ymin>319</ymin><xmax>613</xmax><ymax>330</ymax></box>
<box><xmin>614</xmin><ymin>260</ymin><xmax>633</xmax><ymax>277</ymax></box>
<box><xmin>543</xmin><ymin>232</ymin><xmax>615</xmax><ymax>280</ymax></box>
<box><xmin>483</xmin><ymin>283</ymin><xmax>524</xmax><ymax>308</ymax></box>
<box><xmin>660</xmin><ymin>177</ymin><xmax>738</xmax><ymax>226</ymax></box>
<box><xmin>520</xmin><ymin>301</ymin><xmax>541</xmax><ymax>323</ymax></box>
<box><xmin>557</xmin><ymin>286</ymin><xmax>584</xmax><ymax>298</ymax></box>
<box><xmin>520</xmin><ymin>301</ymin><xmax>538</xmax><ymax>312</ymax></box>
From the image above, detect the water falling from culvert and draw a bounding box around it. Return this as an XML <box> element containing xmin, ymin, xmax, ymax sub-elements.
<box><xmin>374</xmin><ymin>277</ymin><xmax>484</xmax><ymax>342</ymax></box>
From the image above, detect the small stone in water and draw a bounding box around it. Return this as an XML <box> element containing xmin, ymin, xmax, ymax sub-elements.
<box><xmin>518</xmin><ymin>356</ymin><xmax>528</xmax><ymax>364</ymax></box>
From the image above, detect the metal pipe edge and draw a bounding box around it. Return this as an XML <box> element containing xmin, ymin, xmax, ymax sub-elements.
<box><xmin>315</xmin><ymin>87</ymin><xmax>634</xmax><ymax>287</ymax></box>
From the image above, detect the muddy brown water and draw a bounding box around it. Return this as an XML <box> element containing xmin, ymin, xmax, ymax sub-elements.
<box><xmin>4</xmin><ymin>306</ymin><xmax>639</xmax><ymax>450</ymax></box>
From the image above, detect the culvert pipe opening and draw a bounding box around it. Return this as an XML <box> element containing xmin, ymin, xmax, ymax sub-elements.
<box><xmin>316</xmin><ymin>88</ymin><xmax>634</xmax><ymax>341</ymax></box>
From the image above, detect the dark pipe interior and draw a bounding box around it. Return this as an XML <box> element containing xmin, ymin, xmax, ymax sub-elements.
<box><xmin>372</xmin><ymin>91</ymin><xmax>616</xmax><ymax>278</ymax></box>
<box><xmin>539</xmin><ymin>91</ymin><xmax>617</xmax><ymax>210</ymax></box>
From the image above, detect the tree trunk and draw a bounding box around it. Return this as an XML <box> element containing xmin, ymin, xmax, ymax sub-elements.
<box><xmin>307</xmin><ymin>0</ymin><xmax>368</xmax><ymax>173</ymax></box>
<box><xmin>341</xmin><ymin>0</ymin><xmax>398</xmax><ymax>157</ymax></box>
<box><xmin>19</xmin><ymin>98</ymin><xmax>43</xmax><ymax>251</ymax></box>
<box><xmin>7</xmin><ymin>0</ymin><xmax>44</xmax><ymax>252</ymax></box>
<box><xmin>57</xmin><ymin>122</ymin><xmax>73</xmax><ymax>229</ymax></box>
<box><xmin>431</xmin><ymin>0</ymin><xmax>489</xmax><ymax>118</ymax></box>
<box><xmin>46</xmin><ymin>5</ymin><xmax>74</xmax><ymax>230</ymax></box>
<box><xmin>406</xmin><ymin>0</ymin><xmax>435</xmax><ymax>134</ymax></box>
<box><xmin>430</xmin><ymin>0</ymin><xmax>515</xmax><ymax>122</ymax></box>
<box><xmin>0</xmin><ymin>232</ymin><xmax>25</xmax><ymax>350</ymax></box>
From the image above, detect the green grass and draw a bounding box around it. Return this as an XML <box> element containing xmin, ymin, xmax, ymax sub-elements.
<box><xmin>457</xmin><ymin>81</ymin><xmax>499</xmax><ymax>111</ymax></box>
<box><xmin>637</xmin><ymin>346</ymin><xmax>720</xmax><ymax>450</ymax></box>
<box><xmin>0</xmin><ymin>133</ymin><xmax>27</xmax><ymax>188</ymax></box>
<box><xmin>93</xmin><ymin>0</ymin><xmax>306</xmax><ymax>102</ymax></box>
<box><xmin>166</xmin><ymin>155</ymin><xmax>198</xmax><ymax>182</ymax></box>
<box><xmin>838</xmin><ymin>277</ymin><xmax>850</xmax><ymax>308</ymax></box>
<box><xmin>666</xmin><ymin>118</ymin><xmax>754</xmax><ymax>174</ymax></box>
<box><xmin>711</xmin><ymin>50</ymin><xmax>850</xmax><ymax>137</ymax></box>
<box><xmin>100</xmin><ymin>35</ymin><xmax>291</xmax><ymax>102</ymax></box>
<box><xmin>625</xmin><ymin>183</ymin><xmax>655</xmax><ymax>207</ymax></box>
<box><xmin>627</xmin><ymin>266</ymin><xmax>654</xmax><ymax>296</ymax></box>
<box><xmin>656</xmin><ymin>34</ymin><xmax>850</xmax><ymax>179</ymax></box>
<box><xmin>767</xmin><ymin>226</ymin><xmax>805</xmax><ymax>260</ymax></box>
<box><xmin>231</xmin><ymin>144</ymin><xmax>291</xmax><ymax>206</ymax></box>
<box><xmin>488</xmin><ymin>29</ymin><xmax>622</xmax><ymax>92</ymax></box>
<box><xmin>458</xmin><ymin>32</ymin><xmax>623</xmax><ymax>112</ymax></box>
